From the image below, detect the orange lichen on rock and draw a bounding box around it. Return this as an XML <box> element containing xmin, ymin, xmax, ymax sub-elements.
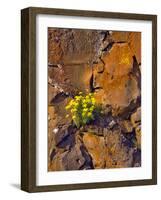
<box><xmin>83</xmin><ymin>133</ymin><xmax>106</xmax><ymax>168</ymax></box>
<box><xmin>102</xmin><ymin>43</ymin><xmax>133</xmax><ymax>76</ymax></box>
<box><xmin>48</xmin><ymin>29</ymin><xmax>141</xmax><ymax>171</ymax></box>
<box><xmin>93</xmin><ymin>43</ymin><xmax>140</xmax><ymax>114</ymax></box>
<box><xmin>111</xmin><ymin>31</ymin><xmax>141</xmax><ymax>64</ymax></box>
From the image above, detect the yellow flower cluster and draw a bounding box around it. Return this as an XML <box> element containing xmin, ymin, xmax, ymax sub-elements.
<box><xmin>65</xmin><ymin>92</ymin><xmax>97</xmax><ymax>128</ymax></box>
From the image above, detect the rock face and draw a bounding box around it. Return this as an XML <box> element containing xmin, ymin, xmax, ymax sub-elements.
<box><xmin>83</xmin><ymin>133</ymin><xmax>106</xmax><ymax>168</ymax></box>
<box><xmin>93</xmin><ymin>43</ymin><xmax>140</xmax><ymax>115</ymax></box>
<box><xmin>48</xmin><ymin>28</ymin><xmax>105</xmax><ymax>65</ymax></box>
<box><xmin>110</xmin><ymin>31</ymin><xmax>141</xmax><ymax>64</ymax></box>
<box><xmin>49</xmin><ymin>132</ymin><xmax>94</xmax><ymax>171</ymax></box>
<box><xmin>82</xmin><ymin>127</ymin><xmax>138</xmax><ymax>169</ymax></box>
<box><xmin>48</xmin><ymin>28</ymin><xmax>141</xmax><ymax>171</ymax></box>
<box><xmin>131</xmin><ymin>107</ymin><xmax>141</xmax><ymax>149</ymax></box>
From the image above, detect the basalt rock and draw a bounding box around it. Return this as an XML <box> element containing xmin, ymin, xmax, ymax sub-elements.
<box><xmin>119</xmin><ymin>120</ymin><xmax>133</xmax><ymax>133</ymax></box>
<box><xmin>48</xmin><ymin>28</ymin><xmax>108</xmax><ymax>65</ymax></box>
<box><xmin>83</xmin><ymin>133</ymin><xmax>106</xmax><ymax>168</ymax></box>
<box><xmin>93</xmin><ymin>43</ymin><xmax>141</xmax><ymax>116</ymax></box>
<box><xmin>49</xmin><ymin>135</ymin><xmax>93</xmax><ymax>171</ymax></box>
<box><xmin>63</xmin><ymin>64</ymin><xmax>92</xmax><ymax>93</ymax></box>
<box><xmin>105</xmin><ymin>129</ymin><xmax>135</xmax><ymax>168</ymax></box>
<box><xmin>82</xmin><ymin>128</ymin><xmax>137</xmax><ymax>169</ymax></box>
<box><xmin>110</xmin><ymin>31</ymin><xmax>141</xmax><ymax>64</ymax></box>
<box><xmin>135</xmin><ymin>125</ymin><xmax>141</xmax><ymax>149</ymax></box>
<box><xmin>48</xmin><ymin>29</ymin><xmax>141</xmax><ymax>171</ymax></box>
<box><xmin>54</xmin><ymin>124</ymin><xmax>77</xmax><ymax>149</ymax></box>
<box><xmin>48</xmin><ymin>98</ymin><xmax>72</xmax><ymax>163</ymax></box>
<box><xmin>61</xmin><ymin>143</ymin><xmax>93</xmax><ymax>170</ymax></box>
<box><xmin>131</xmin><ymin>107</ymin><xmax>141</xmax><ymax>128</ymax></box>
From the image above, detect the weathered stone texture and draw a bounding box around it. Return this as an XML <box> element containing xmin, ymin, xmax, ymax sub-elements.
<box><xmin>48</xmin><ymin>29</ymin><xmax>141</xmax><ymax>171</ymax></box>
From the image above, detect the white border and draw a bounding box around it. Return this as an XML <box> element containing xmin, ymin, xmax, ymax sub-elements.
<box><xmin>36</xmin><ymin>14</ymin><xmax>152</xmax><ymax>186</ymax></box>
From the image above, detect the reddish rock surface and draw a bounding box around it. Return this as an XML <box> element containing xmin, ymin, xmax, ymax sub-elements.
<box><xmin>111</xmin><ymin>31</ymin><xmax>141</xmax><ymax>64</ymax></box>
<box><xmin>48</xmin><ymin>28</ymin><xmax>104</xmax><ymax>65</ymax></box>
<box><xmin>48</xmin><ymin>29</ymin><xmax>141</xmax><ymax>171</ymax></box>
<box><xmin>82</xmin><ymin>129</ymin><xmax>136</xmax><ymax>169</ymax></box>
<box><xmin>105</xmin><ymin>129</ymin><xmax>135</xmax><ymax>168</ymax></box>
<box><xmin>83</xmin><ymin>133</ymin><xmax>106</xmax><ymax>168</ymax></box>
<box><xmin>93</xmin><ymin>43</ymin><xmax>140</xmax><ymax>115</ymax></box>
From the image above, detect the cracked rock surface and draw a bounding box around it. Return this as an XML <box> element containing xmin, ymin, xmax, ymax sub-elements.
<box><xmin>48</xmin><ymin>28</ymin><xmax>141</xmax><ymax>171</ymax></box>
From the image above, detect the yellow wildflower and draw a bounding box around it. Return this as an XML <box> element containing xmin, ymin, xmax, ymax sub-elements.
<box><xmin>69</xmin><ymin>100</ymin><xmax>74</xmax><ymax>106</ymax></box>
<box><xmin>83</xmin><ymin>108</ymin><xmax>88</xmax><ymax>112</ymax></box>
<box><xmin>91</xmin><ymin>98</ymin><xmax>96</xmax><ymax>104</ymax></box>
<box><xmin>82</xmin><ymin>99</ymin><xmax>86</xmax><ymax>104</ymax></box>
<box><xmin>71</xmin><ymin>108</ymin><xmax>77</xmax><ymax>113</ymax></box>
<box><xmin>83</xmin><ymin>103</ymin><xmax>87</xmax><ymax>108</ymax></box>
<box><xmin>72</xmin><ymin>115</ymin><xmax>76</xmax><ymax>120</ymax></box>
<box><xmin>87</xmin><ymin>112</ymin><xmax>92</xmax><ymax>117</ymax></box>
<box><xmin>64</xmin><ymin>92</ymin><xmax>98</xmax><ymax>128</ymax></box>
<box><xmin>90</xmin><ymin>106</ymin><xmax>94</xmax><ymax>111</ymax></box>
<box><xmin>65</xmin><ymin>105</ymin><xmax>70</xmax><ymax>110</ymax></box>
<box><xmin>72</xmin><ymin>102</ymin><xmax>78</xmax><ymax>107</ymax></box>
<box><xmin>75</xmin><ymin>96</ymin><xmax>81</xmax><ymax>101</ymax></box>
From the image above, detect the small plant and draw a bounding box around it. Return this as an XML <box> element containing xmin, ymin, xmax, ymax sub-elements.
<box><xmin>65</xmin><ymin>92</ymin><xmax>99</xmax><ymax>128</ymax></box>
